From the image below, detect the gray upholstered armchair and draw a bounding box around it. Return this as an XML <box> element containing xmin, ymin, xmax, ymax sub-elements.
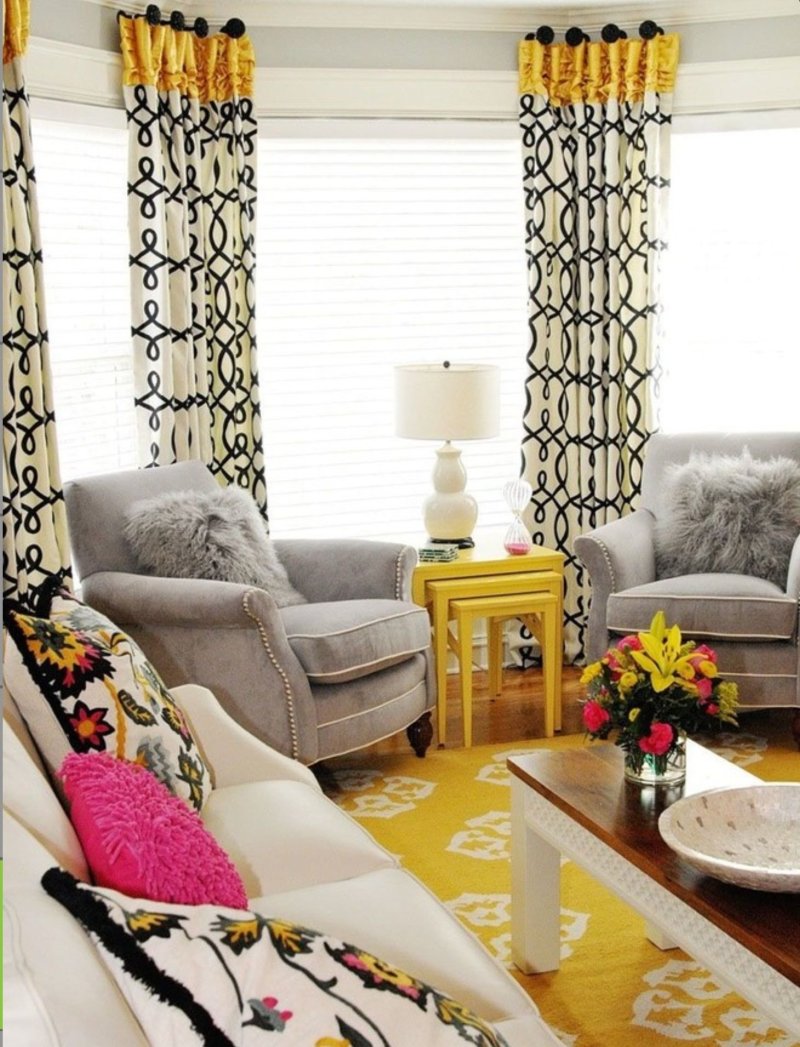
<box><xmin>63</xmin><ymin>462</ymin><xmax>435</xmax><ymax>765</ymax></box>
<box><xmin>574</xmin><ymin>433</ymin><xmax>800</xmax><ymax>745</ymax></box>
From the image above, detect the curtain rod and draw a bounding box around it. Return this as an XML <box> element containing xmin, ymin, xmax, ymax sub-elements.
<box><xmin>525</xmin><ymin>21</ymin><xmax>665</xmax><ymax>46</ymax></box>
<box><xmin>117</xmin><ymin>5</ymin><xmax>246</xmax><ymax>39</ymax></box>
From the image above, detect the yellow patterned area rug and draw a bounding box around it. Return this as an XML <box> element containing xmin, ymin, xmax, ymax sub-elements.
<box><xmin>326</xmin><ymin>712</ymin><xmax>800</xmax><ymax>1047</ymax></box>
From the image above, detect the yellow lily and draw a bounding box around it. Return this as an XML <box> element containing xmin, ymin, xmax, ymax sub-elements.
<box><xmin>630</xmin><ymin>611</ymin><xmax>697</xmax><ymax>693</ymax></box>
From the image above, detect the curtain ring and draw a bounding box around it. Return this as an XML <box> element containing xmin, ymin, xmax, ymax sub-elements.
<box><xmin>193</xmin><ymin>17</ymin><xmax>209</xmax><ymax>38</ymax></box>
<box><xmin>536</xmin><ymin>25</ymin><xmax>555</xmax><ymax>44</ymax></box>
<box><xmin>145</xmin><ymin>4</ymin><xmax>161</xmax><ymax>26</ymax></box>
<box><xmin>639</xmin><ymin>20</ymin><xmax>664</xmax><ymax>39</ymax></box>
<box><xmin>565</xmin><ymin>26</ymin><xmax>584</xmax><ymax>46</ymax></box>
<box><xmin>221</xmin><ymin>17</ymin><xmax>246</xmax><ymax>38</ymax></box>
<box><xmin>169</xmin><ymin>10</ymin><xmax>185</xmax><ymax>30</ymax></box>
<box><xmin>601</xmin><ymin>23</ymin><xmax>623</xmax><ymax>43</ymax></box>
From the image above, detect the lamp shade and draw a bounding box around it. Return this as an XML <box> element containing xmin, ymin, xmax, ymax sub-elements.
<box><xmin>394</xmin><ymin>362</ymin><xmax>500</xmax><ymax>441</ymax></box>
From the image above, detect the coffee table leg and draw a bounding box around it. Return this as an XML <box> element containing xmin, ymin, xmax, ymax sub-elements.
<box><xmin>510</xmin><ymin>775</ymin><xmax>561</xmax><ymax>973</ymax></box>
<box><xmin>645</xmin><ymin>921</ymin><xmax>678</xmax><ymax>950</ymax></box>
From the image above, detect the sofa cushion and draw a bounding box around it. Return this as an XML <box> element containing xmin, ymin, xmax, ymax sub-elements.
<box><xmin>60</xmin><ymin>752</ymin><xmax>247</xmax><ymax>908</ymax></box>
<box><xmin>281</xmin><ymin>599</ymin><xmax>431</xmax><ymax>683</ymax></box>
<box><xmin>654</xmin><ymin>450</ymin><xmax>800</xmax><ymax>587</ymax></box>
<box><xmin>607</xmin><ymin>574</ymin><xmax>797</xmax><ymax>642</ymax></box>
<box><xmin>315</xmin><ymin>655</ymin><xmax>431</xmax><ymax>761</ymax></box>
<box><xmin>124</xmin><ymin>485</ymin><xmax>307</xmax><ymax>607</ymax></box>
<box><xmin>43</xmin><ymin>869</ymin><xmax>511</xmax><ymax>1047</ymax></box>
<box><xmin>201</xmin><ymin>779</ymin><xmax>396</xmax><ymax>897</ymax></box>
<box><xmin>3</xmin><ymin>586</ymin><xmax>212</xmax><ymax>811</ymax></box>
<box><xmin>3</xmin><ymin>813</ymin><xmax>147</xmax><ymax>1047</ymax></box>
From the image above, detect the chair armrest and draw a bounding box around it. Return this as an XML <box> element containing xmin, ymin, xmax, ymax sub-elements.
<box><xmin>170</xmin><ymin>684</ymin><xmax>320</xmax><ymax>791</ymax></box>
<box><xmin>786</xmin><ymin>533</ymin><xmax>800</xmax><ymax>602</ymax></box>
<box><xmin>574</xmin><ymin>509</ymin><xmax>657</xmax><ymax>593</ymax></box>
<box><xmin>272</xmin><ymin>539</ymin><xmax>418</xmax><ymax>602</ymax></box>
<box><xmin>79</xmin><ymin>572</ymin><xmax>320</xmax><ymax>763</ymax></box>
<box><xmin>573</xmin><ymin>510</ymin><xmax>656</xmax><ymax>661</ymax></box>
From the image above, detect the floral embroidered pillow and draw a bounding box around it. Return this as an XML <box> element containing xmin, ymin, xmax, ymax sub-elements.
<box><xmin>43</xmin><ymin>869</ymin><xmax>509</xmax><ymax>1047</ymax></box>
<box><xmin>3</xmin><ymin>586</ymin><xmax>212</xmax><ymax>811</ymax></box>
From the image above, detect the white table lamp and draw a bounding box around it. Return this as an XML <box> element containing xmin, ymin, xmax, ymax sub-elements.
<box><xmin>395</xmin><ymin>361</ymin><xmax>500</xmax><ymax>547</ymax></box>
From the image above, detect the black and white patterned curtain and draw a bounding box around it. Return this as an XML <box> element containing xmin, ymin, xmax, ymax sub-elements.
<box><xmin>2</xmin><ymin>0</ymin><xmax>72</xmax><ymax>602</ymax></box>
<box><xmin>516</xmin><ymin>29</ymin><xmax>679</xmax><ymax>663</ymax></box>
<box><xmin>119</xmin><ymin>15</ymin><xmax>266</xmax><ymax>513</ymax></box>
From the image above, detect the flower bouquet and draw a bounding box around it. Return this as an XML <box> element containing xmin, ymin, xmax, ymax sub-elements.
<box><xmin>581</xmin><ymin>612</ymin><xmax>739</xmax><ymax>782</ymax></box>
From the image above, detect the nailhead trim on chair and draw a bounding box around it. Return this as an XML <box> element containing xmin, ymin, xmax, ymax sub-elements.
<box><xmin>594</xmin><ymin>537</ymin><xmax>617</xmax><ymax>592</ymax></box>
<box><xmin>395</xmin><ymin>547</ymin><xmax>411</xmax><ymax>600</ymax></box>
<box><xmin>242</xmin><ymin>590</ymin><xmax>300</xmax><ymax>760</ymax></box>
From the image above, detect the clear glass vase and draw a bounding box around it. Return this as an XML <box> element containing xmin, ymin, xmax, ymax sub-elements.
<box><xmin>623</xmin><ymin>732</ymin><xmax>687</xmax><ymax>786</ymax></box>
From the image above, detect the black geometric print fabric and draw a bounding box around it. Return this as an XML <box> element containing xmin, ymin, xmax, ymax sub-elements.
<box><xmin>124</xmin><ymin>84</ymin><xmax>267</xmax><ymax>516</ymax></box>
<box><xmin>2</xmin><ymin>56</ymin><xmax>72</xmax><ymax>601</ymax></box>
<box><xmin>517</xmin><ymin>90</ymin><xmax>671</xmax><ymax>664</ymax></box>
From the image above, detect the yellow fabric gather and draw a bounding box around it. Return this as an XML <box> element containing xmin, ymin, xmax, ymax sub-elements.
<box><xmin>119</xmin><ymin>15</ymin><xmax>254</xmax><ymax>101</ymax></box>
<box><xmin>519</xmin><ymin>34</ymin><xmax>679</xmax><ymax>105</ymax></box>
<box><xmin>3</xmin><ymin>0</ymin><xmax>30</xmax><ymax>63</ymax></box>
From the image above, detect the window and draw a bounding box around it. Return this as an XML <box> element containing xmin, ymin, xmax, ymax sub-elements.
<box><xmin>659</xmin><ymin>124</ymin><xmax>800</xmax><ymax>433</ymax></box>
<box><xmin>32</xmin><ymin>106</ymin><xmax>137</xmax><ymax>482</ymax></box>
<box><xmin>256</xmin><ymin>129</ymin><xmax>529</xmax><ymax>540</ymax></box>
<box><xmin>34</xmin><ymin>109</ymin><xmax>797</xmax><ymax>522</ymax></box>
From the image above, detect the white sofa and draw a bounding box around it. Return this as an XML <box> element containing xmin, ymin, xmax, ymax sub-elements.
<box><xmin>3</xmin><ymin>681</ymin><xmax>561</xmax><ymax>1046</ymax></box>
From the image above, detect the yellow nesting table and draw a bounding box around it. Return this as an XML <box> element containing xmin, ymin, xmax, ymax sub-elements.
<box><xmin>411</xmin><ymin>536</ymin><xmax>565</xmax><ymax>747</ymax></box>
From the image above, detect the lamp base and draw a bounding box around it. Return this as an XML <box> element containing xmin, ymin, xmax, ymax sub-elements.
<box><xmin>423</xmin><ymin>442</ymin><xmax>479</xmax><ymax>546</ymax></box>
<box><xmin>427</xmin><ymin>536</ymin><xmax>475</xmax><ymax>549</ymax></box>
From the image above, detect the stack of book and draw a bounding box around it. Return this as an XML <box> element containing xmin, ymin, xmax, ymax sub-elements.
<box><xmin>417</xmin><ymin>543</ymin><xmax>459</xmax><ymax>563</ymax></box>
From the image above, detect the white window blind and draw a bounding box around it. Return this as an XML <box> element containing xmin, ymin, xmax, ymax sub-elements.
<box><xmin>256</xmin><ymin>135</ymin><xmax>529</xmax><ymax>541</ymax></box>
<box><xmin>32</xmin><ymin>114</ymin><xmax>137</xmax><ymax>482</ymax></box>
<box><xmin>660</xmin><ymin>125</ymin><xmax>800</xmax><ymax>433</ymax></box>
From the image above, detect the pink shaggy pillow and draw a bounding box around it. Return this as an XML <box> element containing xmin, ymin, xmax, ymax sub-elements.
<box><xmin>59</xmin><ymin>752</ymin><xmax>248</xmax><ymax>908</ymax></box>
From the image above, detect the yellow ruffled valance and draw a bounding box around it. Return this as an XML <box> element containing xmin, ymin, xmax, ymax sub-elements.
<box><xmin>119</xmin><ymin>15</ymin><xmax>254</xmax><ymax>101</ymax></box>
<box><xmin>519</xmin><ymin>34</ymin><xmax>679</xmax><ymax>105</ymax></box>
<box><xmin>4</xmin><ymin>0</ymin><xmax>30</xmax><ymax>64</ymax></box>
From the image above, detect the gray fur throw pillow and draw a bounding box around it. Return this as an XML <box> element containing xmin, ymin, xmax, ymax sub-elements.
<box><xmin>124</xmin><ymin>486</ymin><xmax>307</xmax><ymax>607</ymax></box>
<box><xmin>654</xmin><ymin>450</ymin><xmax>800</xmax><ymax>588</ymax></box>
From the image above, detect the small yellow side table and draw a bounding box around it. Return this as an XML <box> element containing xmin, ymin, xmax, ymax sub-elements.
<box><xmin>411</xmin><ymin>534</ymin><xmax>565</xmax><ymax>747</ymax></box>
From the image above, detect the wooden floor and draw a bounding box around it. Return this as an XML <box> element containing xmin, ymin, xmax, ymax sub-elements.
<box><xmin>350</xmin><ymin>665</ymin><xmax>799</xmax><ymax>760</ymax></box>
<box><xmin>361</xmin><ymin>664</ymin><xmax>587</xmax><ymax>758</ymax></box>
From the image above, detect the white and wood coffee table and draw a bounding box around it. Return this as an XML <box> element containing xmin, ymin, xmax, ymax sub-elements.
<box><xmin>508</xmin><ymin>741</ymin><xmax>800</xmax><ymax>1037</ymax></box>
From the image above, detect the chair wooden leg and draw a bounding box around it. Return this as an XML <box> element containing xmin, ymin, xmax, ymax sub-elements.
<box><xmin>407</xmin><ymin>711</ymin><xmax>433</xmax><ymax>758</ymax></box>
<box><xmin>792</xmin><ymin>708</ymin><xmax>800</xmax><ymax>751</ymax></box>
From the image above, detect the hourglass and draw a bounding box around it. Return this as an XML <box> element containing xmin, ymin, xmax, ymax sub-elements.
<box><xmin>502</xmin><ymin>478</ymin><xmax>533</xmax><ymax>555</ymax></box>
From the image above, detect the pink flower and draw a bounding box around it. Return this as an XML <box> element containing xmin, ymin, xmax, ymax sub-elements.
<box><xmin>689</xmin><ymin>645</ymin><xmax>718</xmax><ymax>676</ymax></box>
<box><xmin>694</xmin><ymin>643</ymin><xmax>717</xmax><ymax>664</ymax></box>
<box><xmin>694</xmin><ymin>676</ymin><xmax>713</xmax><ymax>700</ymax></box>
<box><xmin>703</xmin><ymin>702</ymin><xmax>719</xmax><ymax>716</ymax></box>
<box><xmin>582</xmin><ymin>700</ymin><xmax>611</xmax><ymax>733</ymax></box>
<box><xmin>638</xmin><ymin>722</ymin><xmax>675</xmax><ymax>756</ymax></box>
<box><xmin>603</xmin><ymin>654</ymin><xmax>623</xmax><ymax>680</ymax></box>
<box><xmin>616</xmin><ymin>634</ymin><xmax>643</xmax><ymax>652</ymax></box>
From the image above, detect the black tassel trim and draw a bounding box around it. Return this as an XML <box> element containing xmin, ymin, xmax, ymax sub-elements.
<box><xmin>41</xmin><ymin>869</ymin><xmax>235</xmax><ymax>1047</ymax></box>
